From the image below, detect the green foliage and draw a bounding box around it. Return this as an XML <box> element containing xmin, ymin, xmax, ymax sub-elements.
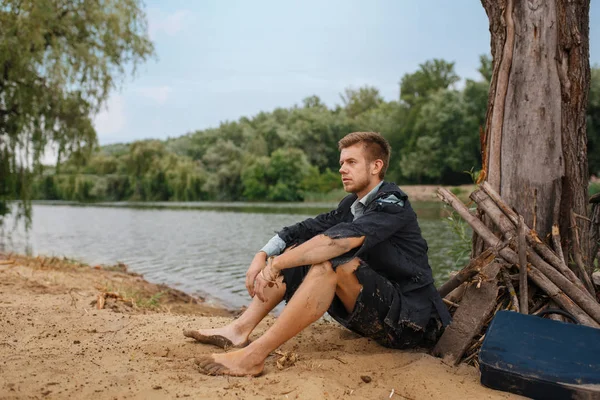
<box><xmin>445</xmin><ymin>210</ymin><xmax>472</xmax><ymax>268</ymax></box>
<box><xmin>400</xmin><ymin>59</ymin><xmax>460</xmax><ymax>107</ymax></box>
<box><xmin>242</xmin><ymin>148</ymin><xmax>312</xmax><ymax>201</ymax></box>
<box><xmin>0</xmin><ymin>0</ymin><xmax>154</xmax><ymax>222</ymax></box>
<box><xmin>18</xmin><ymin>57</ymin><xmax>600</xmax><ymax>205</ymax></box>
<box><xmin>340</xmin><ymin>86</ymin><xmax>384</xmax><ymax>118</ymax></box>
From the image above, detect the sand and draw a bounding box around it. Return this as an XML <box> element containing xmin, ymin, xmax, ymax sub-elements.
<box><xmin>0</xmin><ymin>254</ymin><xmax>522</xmax><ymax>400</ymax></box>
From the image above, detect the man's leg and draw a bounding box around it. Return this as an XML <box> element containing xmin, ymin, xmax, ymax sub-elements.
<box><xmin>196</xmin><ymin>260</ymin><xmax>338</xmax><ymax>376</ymax></box>
<box><xmin>333</xmin><ymin>258</ymin><xmax>362</xmax><ymax>313</ymax></box>
<box><xmin>184</xmin><ymin>276</ymin><xmax>286</xmax><ymax>349</ymax></box>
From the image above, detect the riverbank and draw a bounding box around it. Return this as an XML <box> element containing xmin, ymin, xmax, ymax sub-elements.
<box><xmin>0</xmin><ymin>253</ymin><xmax>520</xmax><ymax>399</ymax></box>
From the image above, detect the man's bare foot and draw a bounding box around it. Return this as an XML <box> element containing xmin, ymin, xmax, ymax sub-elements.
<box><xmin>183</xmin><ymin>325</ymin><xmax>249</xmax><ymax>350</ymax></box>
<box><xmin>195</xmin><ymin>349</ymin><xmax>264</xmax><ymax>377</ymax></box>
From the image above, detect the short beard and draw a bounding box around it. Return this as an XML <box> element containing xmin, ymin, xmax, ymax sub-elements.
<box><xmin>348</xmin><ymin>165</ymin><xmax>371</xmax><ymax>194</ymax></box>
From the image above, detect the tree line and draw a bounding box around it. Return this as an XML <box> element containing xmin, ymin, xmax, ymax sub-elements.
<box><xmin>29</xmin><ymin>59</ymin><xmax>600</xmax><ymax>203</ymax></box>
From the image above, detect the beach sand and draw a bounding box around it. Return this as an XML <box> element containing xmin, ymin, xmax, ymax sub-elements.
<box><xmin>0</xmin><ymin>254</ymin><xmax>522</xmax><ymax>399</ymax></box>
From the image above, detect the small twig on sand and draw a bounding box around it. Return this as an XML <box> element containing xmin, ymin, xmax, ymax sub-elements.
<box><xmin>83</xmin><ymin>321</ymin><xmax>134</xmax><ymax>335</ymax></box>
<box><xmin>442</xmin><ymin>298</ymin><xmax>460</xmax><ymax>308</ymax></box>
<box><xmin>333</xmin><ymin>356</ymin><xmax>347</xmax><ymax>364</ymax></box>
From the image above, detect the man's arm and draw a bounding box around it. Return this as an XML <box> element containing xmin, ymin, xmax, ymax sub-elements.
<box><xmin>271</xmin><ymin>234</ymin><xmax>365</xmax><ymax>272</ymax></box>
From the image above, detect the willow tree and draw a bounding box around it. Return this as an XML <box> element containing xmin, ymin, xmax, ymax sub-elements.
<box><xmin>0</xmin><ymin>0</ymin><xmax>154</xmax><ymax>225</ymax></box>
<box><xmin>479</xmin><ymin>0</ymin><xmax>596</xmax><ymax>276</ymax></box>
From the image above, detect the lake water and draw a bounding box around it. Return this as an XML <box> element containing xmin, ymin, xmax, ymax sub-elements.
<box><xmin>1</xmin><ymin>201</ymin><xmax>464</xmax><ymax>309</ymax></box>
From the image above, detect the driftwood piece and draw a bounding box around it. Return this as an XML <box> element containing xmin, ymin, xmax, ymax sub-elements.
<box><xmin>475</xmin><ymin>188</ymin><xmax>595</xmax><ymax>301</ymax></box>
<box><xmin>446</xmin><ymin>282</ymin><xmax>468</xmax><ymax>304</ymax></box>
<box><xmin>518</xmin><ymin>216</ymin><xmax>529</xmax><ymax>314</ymax></box>
<box><xmin>546</xmin><ymin>301</ymin><xmax>566</xmax><ymax>322</ymax></box>
<box><xmin>552</xmin><ymin>224</ymin><xmax>568</xmax><ymax>267</ymax></box>
<box><xmin>479</xmin><ymin>198</ymin><xmax>600</xmax><ymax>324</ymax></box>
<box><xmin>593</xmin><ymin>272</ymin><xmax>600</xmax><ymax>288</ymax></box>
<box><xmin>432</xmin><ymin>261</ymin><xmax>502</xmax><ymax>365</ymax></box>
<box><xmin>480</xmin><ymin>181</ymin><xmax>519</xmax><ymax>225</ymax></box>
<box><xmin>570</xmin><ymin>210</ymin><xmax>596</xmax><ymax>295</ymax></box>
<box><xmin>438</xmin><ymin>248</ymin><xmax>495</xmax><ymax>298</ymax></box>
<box><xmin>97</xmin><ymin>294</ymin><xmax>106</xmax><ymax>310</ymax></box>
<box><xmin>531</xmin><ymin>238</ymin><xmax>591</xmax><ymax>297</ymax></box>
<box><xmin>525</xmin><ymin>265</ymin><xmax>598</xmax><ymax>327</ymax></box>
<box><xmin>437</xmin><ymin>188</ymin><xmax>600</xmax><ymax>328</ymax></box>
<box><xmin>517</xmin><ymin>215</ymin><xmax>529</xmax><ymax>314</ymax></box>
<box><xmin>481</xmin><ymin>184</ymin><xmax>590</xmax><ymax>293</ymax></box>
<box><xmin>470</xmin><ymin>190</ymin><xmax>516</xmax><ymax>240</ymax></box>
<box><xmin>501</xmin><ymin>267</ymin><xmax>519</xmax><ymax>312</ymax></box>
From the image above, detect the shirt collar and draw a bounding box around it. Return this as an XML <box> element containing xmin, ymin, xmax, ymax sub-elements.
<box><xmin>359</xmin><ymin>181</ymin><xmax>384</xmax><ymax>206</ymax></box>
<box><xmin>351</xmin><ymin>181</ymin><xmax>384</xmax><ymax>216</ymax></box>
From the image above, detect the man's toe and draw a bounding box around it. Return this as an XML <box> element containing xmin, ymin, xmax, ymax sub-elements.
<box><xmin>194</xmin><ymin>356</ymin><xmax>213</xmax><ymax>368</ymax></box>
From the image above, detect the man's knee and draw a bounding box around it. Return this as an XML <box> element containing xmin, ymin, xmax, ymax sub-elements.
<box><xmin>307</xmin><ymin>261</ymin><xmax>334</xmax><ymax>278</ymax></box>
<box><xmin>335</xmin><ymin>258</ymin><xmax>361</xmax><ymax>282</ymax></box>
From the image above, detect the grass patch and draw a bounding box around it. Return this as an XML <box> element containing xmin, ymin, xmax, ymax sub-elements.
<box><xmin>445</xmin><ymin>209</ymin><xmax>473</xmax><ymax>269</ymax></box>
<box><xmin>101</xmin><ymin>282</ymin><xmax>166</xmax><ymax>310</ymax></box>
<box><xmin>450</xmin><ymin>187</ymin><xmax>464</xmax><ymax>196</ymax></box>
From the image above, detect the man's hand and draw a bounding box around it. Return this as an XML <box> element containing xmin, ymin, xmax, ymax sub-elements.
<box><xmin>253</xmin><ymin>257</ymin><xmax>280</xmax><ymax>302</ymax></box>
<box><xmin>245</xmin><ymin>252</ymin><xmax>267</xmax><ymax>297</ymax></box>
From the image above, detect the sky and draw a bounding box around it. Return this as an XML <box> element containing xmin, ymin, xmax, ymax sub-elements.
<box><xmin>93</xmin><ymin>0</ymin><xmax>600</xmax><ymax>145</ymax></box>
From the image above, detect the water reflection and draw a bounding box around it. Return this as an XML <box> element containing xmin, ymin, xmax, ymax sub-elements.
<box><xmin>2</xmin><ymin>201</ymin><xmax>465</xmax><ymax>309</ymax></box>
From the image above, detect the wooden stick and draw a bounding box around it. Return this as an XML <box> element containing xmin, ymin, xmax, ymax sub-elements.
<box><xmin>442</xmin><ymin>298</ymin><xmax>460</xmax><ymax>309</ymax></box>
<box><xmin>437</xmin><ymin>188</ymin><xmax>600</xmax><ymax>328</ymax></box>
<box><xmin>552</xmin><ymin>224</ymin><xmax>568</xmax><ymax>269</ymax></box>
<box><xmin>438</xmin><ymin>248</ymin><xmax>495</xmax><ymax>298</ymax></box>
<box><xmin>470</xmin><ymin>190</ymin><xmax>516</xmax><ymax>240</ymax></box>
<box><xmin>97</xmin><ymin>293</ymin><xmax>106</xmax><ymax>310</ymax></box>
<box><xmin>501</xmin><ymin>267</ymin><xmax>519</xmax><ymax>312</ymax></box>
<box><xmin>524</xmin><ymin>265</ymin><xmax>597</xmax><ymax>327</ymax></box>
<box><xmin>518</xmin><ymin>216</ymin><xmax>529</xmax><ymax>314</ymax></box>
<box><xmin>480</xmin><ymin>181</ymin><xmax>519</xmax><ymax>225</ymax></box>
<box><xmin>570</xmin><ymin>210</ymin><xmax>596</xmax><ymax>295</ymax></box>
<box><xmin>474</xmin><ymin>191</ymin><xmax>600</xmax><ymax>323</ymax></box>
<box><xmin>526</xmin><ymin>249</ymin><xmax>600</xmax><ymax>324</ymax></box>
<box><xmin>531</xmin><ymin>241</ymin><xmax>591</xmax><ymax>297</ymax></box>
<box><xmin>479</xmin><ymin>185</ymin><xmax>592</xmax><ymax>297</ymax></box>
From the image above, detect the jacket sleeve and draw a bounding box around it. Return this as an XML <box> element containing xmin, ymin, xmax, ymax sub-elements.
<box><xmin>277</xmin><ymin>194</ymin><xmax>355</xmax><ymax>246</ymax></box>
<box><xmin>322</xmin><ymin>195</ymin><xmax>413</xmax><ymax>256</ymax></box>
<box><xmin>277</xmin><ymin>209</ymin><xmax>343</xmax><ymax>246</ymax></box>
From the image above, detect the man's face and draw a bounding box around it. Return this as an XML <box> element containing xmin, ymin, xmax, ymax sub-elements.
<box><xmin>339</xmin><ymin>143</ymin><xmax>374</xmax><ymax>194</ymax></box>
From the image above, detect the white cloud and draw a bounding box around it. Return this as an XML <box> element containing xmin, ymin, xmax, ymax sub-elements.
<box><xmin>94</xmin><ymin>95</ymin><xmax>126</xmax><ymax>139</ymax></box>
<box><xmin>148</xmin><ymin>9</ymin><xmax>191</xmax><ymax>39</ymax></box>
<box><xmin>137</xmin><ymin>85</ymin><xmax>172</xmax><ymax>104</ymax></box>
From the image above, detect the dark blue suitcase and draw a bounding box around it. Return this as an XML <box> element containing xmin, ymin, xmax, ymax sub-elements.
<box><xmin>479</xmin><ymin>310</ymin><xmax>600</xmax><ymax>399</ymax></box>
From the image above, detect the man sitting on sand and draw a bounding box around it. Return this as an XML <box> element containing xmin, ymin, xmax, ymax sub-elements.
<box><xmin>184</xmin><ymin>131</ymin><xmax>451</xmax><ymax>377</ymax></box>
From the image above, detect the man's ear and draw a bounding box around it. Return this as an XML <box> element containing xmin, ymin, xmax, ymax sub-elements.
<box><xmin>372</xmin><ymin>159</ymin><xmax>384</xmax><ymax>176</ymax></box>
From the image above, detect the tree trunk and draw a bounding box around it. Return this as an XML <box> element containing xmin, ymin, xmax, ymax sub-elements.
<box><xmin>480</xmin><ymin>0</ymin><xmax>592</xmax><ymax>274</ymax></box>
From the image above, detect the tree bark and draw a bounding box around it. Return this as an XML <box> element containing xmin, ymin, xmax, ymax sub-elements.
<box><xmin>480</xmin><ymin>0</ymin><xmax>592</xmax><ymax>271</ymax></box>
